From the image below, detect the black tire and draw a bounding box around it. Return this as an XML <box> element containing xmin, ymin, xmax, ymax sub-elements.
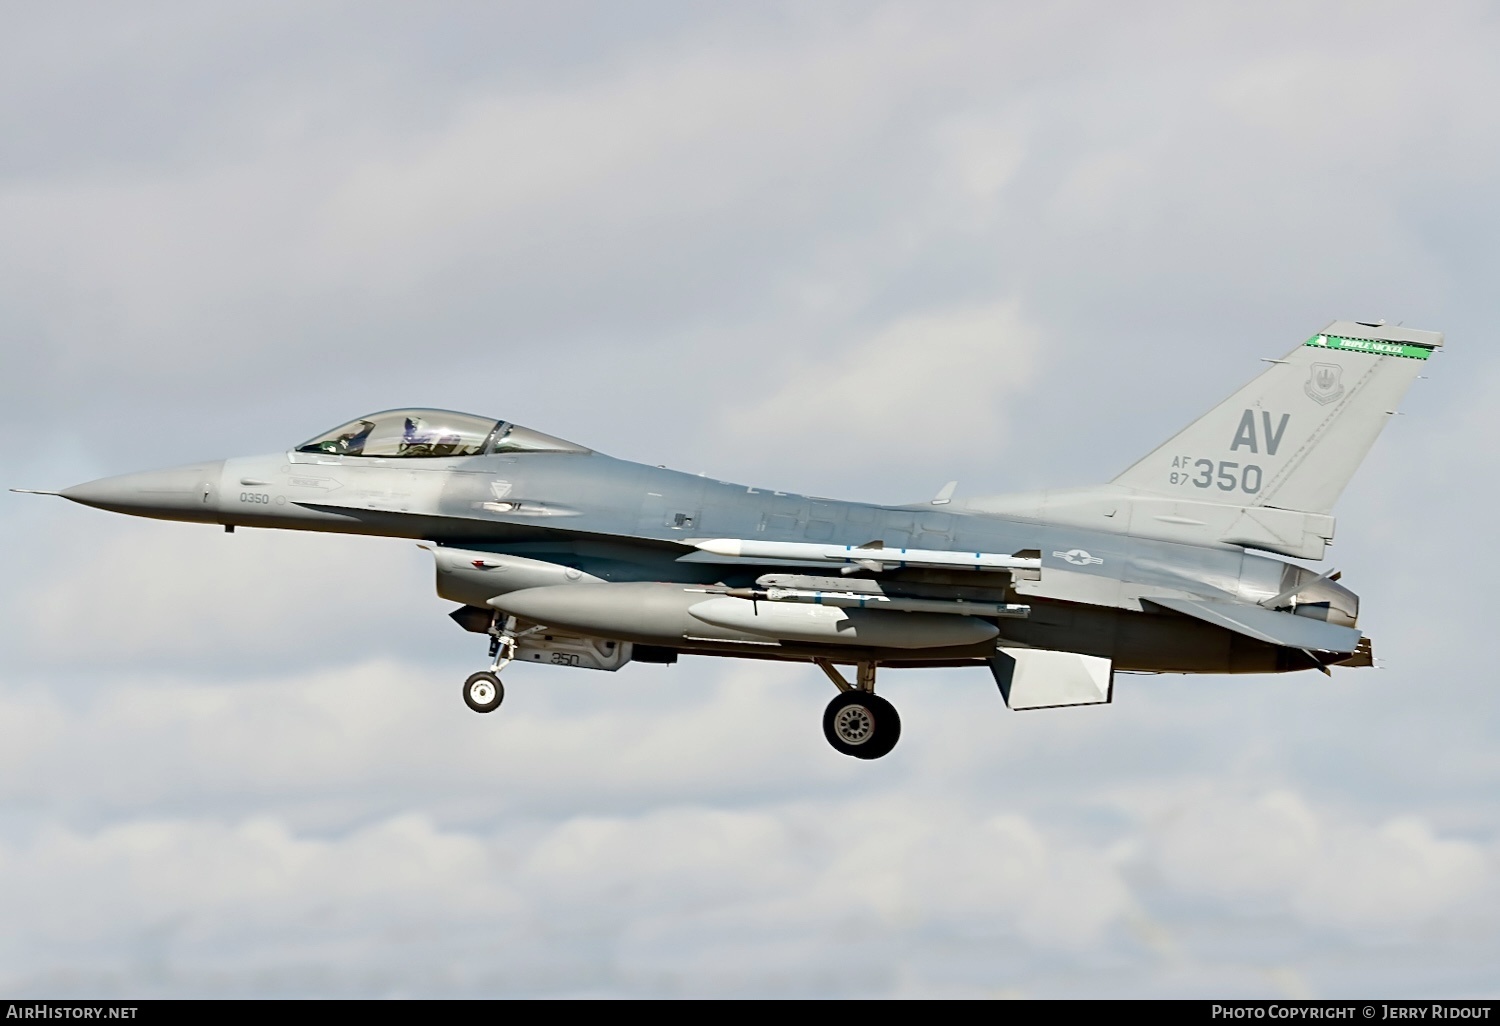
<box><xmin>463</xmin><ymin>671</ymin><xmax>504</xmax><ymax>714</ymax></box>
<box><xmin>822</xmin><ymin>691</ymin><xmax>901</xmax><ymax>759</ymax></box>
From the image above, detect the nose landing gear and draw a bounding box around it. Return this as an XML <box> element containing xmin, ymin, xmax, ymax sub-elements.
<box><xmin>816</xmin><ymin>659</ymin><xmax>900</xmax><ymax>759</ymax></box>
<box><xmin>462</xmin><ymin>612</ymin><xmax>543</xmax><ymax>715</ymax></box>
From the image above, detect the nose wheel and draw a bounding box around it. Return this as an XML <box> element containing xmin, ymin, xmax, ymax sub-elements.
<box><xmin>816</xmin><ymin>660</ymin><xmax>901</xmax><ymax>759</ymax></box>
<box><xmin>463</xmin><ymin>671</ymin><xmax>504</xmax><ymax>713</ymax></box>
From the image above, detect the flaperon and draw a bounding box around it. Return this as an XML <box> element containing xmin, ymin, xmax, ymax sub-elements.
<box><xmin>20</xmin><ymin>319</ymin><xmax>1440</xmax><ymax>760</ymax></box>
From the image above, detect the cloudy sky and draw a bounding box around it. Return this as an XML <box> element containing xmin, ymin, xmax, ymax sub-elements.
<box><xmin>2</xmin><ymin>0</ymin><xmax>1498</xmax><ymax>998</ymax></box>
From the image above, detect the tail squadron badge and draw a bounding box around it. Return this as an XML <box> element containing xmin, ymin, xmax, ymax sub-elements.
<box><xmin>1305</xmin><ymin>362</ymin><xmax>1345</xmax><ymax>405</ymax></box>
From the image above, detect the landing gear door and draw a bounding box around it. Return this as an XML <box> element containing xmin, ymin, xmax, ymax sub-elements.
<box><xmin>515</xmin><ymin>633</ymin><xmax>633</xmax><ymax>671</ymax></box>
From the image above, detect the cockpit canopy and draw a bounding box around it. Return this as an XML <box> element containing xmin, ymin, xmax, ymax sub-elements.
<box><xmin>296</xmin><ymin>409</ymin><xmax>589</xmax><ymax>459</ymax></box>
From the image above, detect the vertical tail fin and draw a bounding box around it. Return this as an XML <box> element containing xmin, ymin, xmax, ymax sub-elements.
<box><xmin>1112</xmin><ymin>321</ymin><xmax>1442</xmax><ymax>515</ymax></box>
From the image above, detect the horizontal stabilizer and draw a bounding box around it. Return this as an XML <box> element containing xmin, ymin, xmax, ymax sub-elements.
<box><xmin>1145</xmin><ymin>596</ymin><xmax>1362</xmax><ymax>653</ymax></box>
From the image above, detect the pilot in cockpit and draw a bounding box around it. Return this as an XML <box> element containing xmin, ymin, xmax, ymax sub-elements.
<box><xmin>309</xmin><ymin>419</ymin><xmax>376</xmax><ymax>455</ymax></box>
<box><xmin>296</xmin><ymin>409</ymin><xmax>589</xmax><ymax>459</ymax></box>
<box><xmin>398</xmin><ymin>416</ymin><xmax>464</xmax><ymax>457</ymax></box>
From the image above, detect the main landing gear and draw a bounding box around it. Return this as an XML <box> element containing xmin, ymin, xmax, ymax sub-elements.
<box><xmin>463</xmin><ymin>612</ymin><xmax>543</xmax><ymax>714</ymax></box>
<box><xmin>816</xmin><ymin>660</ymin><xmax>900</xmax><ymax>760</ymax></box>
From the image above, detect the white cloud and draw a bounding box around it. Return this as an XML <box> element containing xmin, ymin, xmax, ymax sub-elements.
<box><xmin>0</xmin><ymin>6</ymin><xmax>1011</xmax><ymax>382</ymax></box>
<box><xmin>8</xmin><ymin>517</ymin><xmax>431</xmax><ymax>668</ymax></box>
<box><xmin>1154</xmin><ymin>789</ymin><xmax>1324</xmax><ymax>898</ymax></box>
<box><xmin>722</xmin><ymin>300</ymin><xmax>1042</xmax><ymax>477</ymax></box>
<box><xmin>0</xmin><ymin>797</ymin><xmax>1135</xmax><ymax>995</ymax></box>
<box><xmin>1</xmin><ymin>762</ymin><xmax>1492</xmax><ymax>995</ymax></box>
<box><xmin>2</xmin><ymin>646</ymin><xmax>1497</xmax><ymax>995</ymax></box>
<box><xmin>1152</xmin><ymin>789</ymin><xmax>1495</xmax><ymax>932</ymax></box>
<box><xmin>1296</xmin><ymin>816</ymin><xmax>1491</xmax><ymax>930</ymax></box>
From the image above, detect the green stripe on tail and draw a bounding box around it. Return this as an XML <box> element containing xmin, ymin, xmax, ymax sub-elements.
<box><xmin>1305</xmin><ymin>334</ymin><xmax>1433</xmax><ymax>360</ymax></box>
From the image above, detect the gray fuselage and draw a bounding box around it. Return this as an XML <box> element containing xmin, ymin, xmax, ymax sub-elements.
<box><xmin>61</xmin><ymin>444</ymin><xmax>1357</xmax><ymax>674</ymax></box>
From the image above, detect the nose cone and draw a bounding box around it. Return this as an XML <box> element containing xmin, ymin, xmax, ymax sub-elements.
<box><xmin>61</xmin><ymin>461</ymin><xmax>226</xmax><ymax>522</ymax></box>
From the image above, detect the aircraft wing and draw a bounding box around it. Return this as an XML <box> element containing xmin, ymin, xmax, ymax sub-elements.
<box><xmin>1144</xmin><ymin>596</ymin><xmax>1362</xmax><ymax>653</ymax></box>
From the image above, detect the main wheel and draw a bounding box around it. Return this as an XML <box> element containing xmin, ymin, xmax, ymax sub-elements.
<box><xmin>463</xmin><ymin>671</ymin><xmax>504</xmax><ymax>714</ymax></box>
<box><xmin>823</xmin><ymin>691</ymin><xmax>901</xmax><ymax>759</ymax></box>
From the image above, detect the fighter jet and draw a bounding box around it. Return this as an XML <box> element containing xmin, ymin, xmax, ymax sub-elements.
<box><xmin>19</xmin><ymin>320</ymin><xmax>1439</xmax><ymax>759</ymax></box>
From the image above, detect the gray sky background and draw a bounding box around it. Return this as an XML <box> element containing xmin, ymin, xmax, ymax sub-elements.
<box><xmin>2</xmin><ymin>0</ymin><xmax>1498</xmax><ymax>997</ymax></box>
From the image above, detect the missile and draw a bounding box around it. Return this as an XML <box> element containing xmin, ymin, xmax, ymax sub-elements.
<box><xmin>757</xmin><ymin>573</ymin><xmax>884</xmax><ymax>593</ymax></box>
<box><xmin>713</xmin><ymin>586</ymin><xmax>1029</xmax><ymax>619</ymax></box>
<box><xmin>686</xmin><ymin>538</ymin><xmax>1042</xmax><ymax>572</ymax></box>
